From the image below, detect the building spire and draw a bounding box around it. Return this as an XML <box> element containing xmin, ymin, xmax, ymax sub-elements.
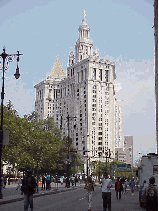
<box><xmin>82</xmin><ymin>10</ymin><xmax>87</xmax><ymax>25</ymax></box>
<box><xmin>56</xmin><ymin>54</ymin><xmax>59</xmax><ymax>61</ymax></box>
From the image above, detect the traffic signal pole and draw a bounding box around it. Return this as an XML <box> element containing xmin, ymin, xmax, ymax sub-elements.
<box><xmin>87</xmin><ymin>156</ymin><xmax>89</xmax><ymax>176</ymax></box>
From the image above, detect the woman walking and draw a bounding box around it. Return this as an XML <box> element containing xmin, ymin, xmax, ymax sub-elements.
<box><xmin>85</xmin><ymin>176</ymin><xmax>94</xmax><ymax>211</ymax></box>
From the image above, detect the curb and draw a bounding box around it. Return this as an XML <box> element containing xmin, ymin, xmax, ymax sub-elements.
<box><xmin>0</xmin><ymin>187</ymin><xmax>77</xmax><ymax>205</ymax></box>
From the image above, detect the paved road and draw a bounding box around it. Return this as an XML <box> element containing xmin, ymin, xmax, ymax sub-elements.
<box><xmin>2</xmin><ymin>182</ymin><xmax>69</xmax><ymax>198</ymax></box>
<box><xmin>0</xmin><ymin>185</ymin><xmax>145</xmax><ymax>211</ymax></box>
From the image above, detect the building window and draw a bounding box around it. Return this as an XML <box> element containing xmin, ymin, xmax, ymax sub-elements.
<box><xmin>81</xmin><ymin>70</ymin><xmax>83</xmax><ymax>81</ymax></box>
<box><xmin>99</xmin><ymin>69</ymin><xmax>102</xmax><ymax>81</ymax></box>
<box><xmin>93</xmin><ymin>68</ymin><xmax>96</xmax><ymax>80</ymax></box>
<box><xmin>105</xmin><ymin>70</ymin><xmax>109</xmax><ymax>82</ymax></box>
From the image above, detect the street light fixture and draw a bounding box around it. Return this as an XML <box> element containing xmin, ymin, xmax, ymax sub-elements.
<box><xmin>0</xmin><ymin>47</ymin><xmax>23</xmax><ymax>199</ymax></box>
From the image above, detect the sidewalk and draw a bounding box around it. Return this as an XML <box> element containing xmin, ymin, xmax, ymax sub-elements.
<box><xmin>0</xmin><ymin>182</ymin><xmax>78</xmax><ymax>205</ymax></box>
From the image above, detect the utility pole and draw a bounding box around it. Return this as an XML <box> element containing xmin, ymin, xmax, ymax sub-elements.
<box><xmin>98</xmin><ymin>152</ymin><xmax>102</xmax><ymax>181</ymax></box>
<box><xmin>66</xmin><ymin>113</ymin><xmax>76</xmax><ymax>176</ymax></box>
<box><xmin>105</xmin><ymin>151</ymin><xmax>108</xmax><ymax>167</ymax></box>
<box><xmin>87</xmin><ymin>156</ymin><xmax>89</xmax><ymax>176</ymax></box>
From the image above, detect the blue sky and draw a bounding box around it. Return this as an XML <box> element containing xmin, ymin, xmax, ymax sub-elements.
<box><xmin>0</xmin><ymin>0</ymin><xmax>156</xmax><ymax>161</ymax></box>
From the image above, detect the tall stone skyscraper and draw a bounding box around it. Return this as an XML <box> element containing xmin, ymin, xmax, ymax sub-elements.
<box><xmin>34</xmin><ymin>12</ymin><xmax>117</xmax><ymax>173</ymax></box>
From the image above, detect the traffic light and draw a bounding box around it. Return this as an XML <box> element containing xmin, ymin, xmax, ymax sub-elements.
<box><xmin>87</xmin><ymin>157</ymin><xmax>89</xmax><ymax>161</ymax></box>
<box><xmin>109</xmin><ymin>149</ymin><xmax>111</xmax><ymax>158</ymax></box>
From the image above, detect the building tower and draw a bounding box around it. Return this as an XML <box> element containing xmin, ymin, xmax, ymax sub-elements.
<box><xmin>75</xmin><ymin>10</ymin><xmax>93</xmax><ymax>62</ymax></box>
<box><xmin>34</xmin><ymin>11</ymin><xmax>117</xmax><ymax>175</ymax></box>
<box><xmin>34</xmin><ymin>55</ymin><xmax>66</xmax><ymax>120</ymax></box>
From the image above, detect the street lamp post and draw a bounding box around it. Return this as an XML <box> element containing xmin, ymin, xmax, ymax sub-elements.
<box><xmin>66</xmin><ymin>113</ymin><xmax>76</xmax><ymax>176</ymax></box>
<box><xmin>0</xmin><ymin>47</ymin><xmax>23</xmax><ymax>199</ymax></box>
<box><xmin>98</xmin><ymin>152</ymin><xmax>102</xmax><ymax>182</ymax></box>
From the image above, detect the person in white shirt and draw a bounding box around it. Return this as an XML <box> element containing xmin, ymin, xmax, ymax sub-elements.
<box><xmin>100</xmin><ymin>172</ymin><xmax>112</xmax><ymax>211</ymax></box>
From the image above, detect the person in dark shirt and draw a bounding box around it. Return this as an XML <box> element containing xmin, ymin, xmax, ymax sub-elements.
<box><xmin>120</xmin><ymin>176</ymin><xmax>125</xmax><ymax>194</ymax></box>
<box><xmin>115</xmin><ymin>177</ymin><xmax>123</xmax><ymax>200</ymax></box>
<box><xmin>21</xmin><ymin>170</ymin><xmax>37</xmax><ymax>211</ymax></box>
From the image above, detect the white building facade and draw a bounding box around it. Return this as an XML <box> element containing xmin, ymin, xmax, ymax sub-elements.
<box><xmin>115</xmin><ymin>100</ymin><xmax>124</xmax><ymax>148</ymax></box>
<box><xmin>34</xmin><ymin>12</ymin><xmax>117</xmax><ymax>174</ymax></box>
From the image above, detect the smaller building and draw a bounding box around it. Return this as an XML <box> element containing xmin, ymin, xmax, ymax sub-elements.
<box><xmin>123</xmin><ymin>136</ymin><xmax>133</xmax><ymax>165</ymax></box>
<box><xmin>115</xmin><ymin>147</ymin><xmax>126</xmax><ymax>163</ymax></box>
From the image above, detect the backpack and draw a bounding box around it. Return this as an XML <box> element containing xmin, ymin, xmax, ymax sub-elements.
<box><xmin>146</xmin><ymin>185</ymin><xmax>157</xmax><ymax>200</ymax></box>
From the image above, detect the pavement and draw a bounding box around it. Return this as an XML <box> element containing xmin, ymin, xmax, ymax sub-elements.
<box><xmin>0</xmin><ymin>182</ymin><xmax>85</xmax><ymax>205</ymax></box>
<box><xmin>0</xmin><ymin>181</ymin><xmax>131</xmax><ymax>206</ymax></box>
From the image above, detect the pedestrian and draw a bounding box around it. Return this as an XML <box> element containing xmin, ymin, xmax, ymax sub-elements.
<box><xmin>8</xmin><ymin>177</ymin><xmax>10</xmax><ymax>185</ymax></box>
<box><xmin>46</xmin><ymin>173</ymin><xmax>51</xmax><ymax>190</ymax></box>
<box><xmin>120</xmin><ymin>176</ymin><xmax>125</xmax><ymax>194</ymax></box>
<box><xmin>130</xmin><ymin>178</ymin><xmax>135</xmax><ymax>195</ymax></box>
<box><xmin>85</xmin><ymin>175</ymin><xmax>94</xmax><ymax>211</ymax></box>
<box><xmin>65</xmin><ymin>176</ymin><xmax>70</xmax><ymax>188</ymax></box>
<box><xmin>135</xmin><ymin>177</ymin><xmax>139</xmax><ymax>191</ymax></box>
<box><xmin>125</xmin><ymin>178</ymin><xmax>128</xmax><ymax>193</ymax></box>
<box><xmin>21</xmin><ymin>170</ymin><xmax>37</xmax><ymax>211</ymax></box>
<box><xmin>99</xmin><ymin>172</ymin><xmax>112</xmax><ymax>211</ymax></box>
<box><xmin>71</xmin><ymin>175</ymin><xmax>75</xmax><ymax>186</ymax></box>
<box><xmin>16</xmin><ymin>176</ymin><xmax>22</xmax><ymax>190</ymax></box>
<box><xmin>115</xmin><ymin>177</ymin><xmax>122</xmax><ymax>200</ymax></box>
<box><xmin>75</xmin><ymin>175</ymin><xmax>78</xmax><ymax>186</ymax></box>
<box><xmin>143</xmin><ymin>177</ymin><xmax>158</xmax><ymax>211</ymax></box>
<box><xmin>41</xmin><ymin>175</ymin><xmax>46</xmax><ymax>190</ymax></box>
<box><xmin>80</xmin><ymin>175</ymin><xmax>82</xmax><ymax>184</ymax></box>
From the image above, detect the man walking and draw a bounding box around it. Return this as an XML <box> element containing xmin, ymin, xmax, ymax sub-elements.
<box><xmin>41</xmin><ymin>175</ymin><xmax>46</xmax><ymax>190</ymax></box>
<box><xmin>16</xmin><ymin>176</ymin><xmax>22</xmax><ymax>190</ymax></box>
<box><xmin>85</xmin><ymin>176</ymin><xmax>94</xmax><ymax>211</ymax></box>
<box><xmin>115</xmin><ymin>177</ymin><xmax>122</xmax><ymax>200</ymax></box>
<box><xmin>120</xmin><ymin>176</ymin><xmax>125</xmax><ymax>194</ymax></box>
<box><xmin>21</xmin><ymin>170</ymin><xmax>37</xmax><ymax>211</ymax></box>
<box><xmin>100</xmin><ymin>172</ymin><xmax>112</xmax><ymax>211</ymax></box>
<box><xmin>144</xmin><ymin>177</ymin><xmax>158</xmax><ymax>211</ymax></box>
<box><xmin>46</xmin><ymin>173</ymin><xmax>51</xmax><ymax>190</ymax></box>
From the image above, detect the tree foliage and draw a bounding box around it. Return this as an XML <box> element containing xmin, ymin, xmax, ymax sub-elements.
<box><xmin>2</xmin><ymin>102</ymin><xmax>82</xmax><ymax>175</ymax></box>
